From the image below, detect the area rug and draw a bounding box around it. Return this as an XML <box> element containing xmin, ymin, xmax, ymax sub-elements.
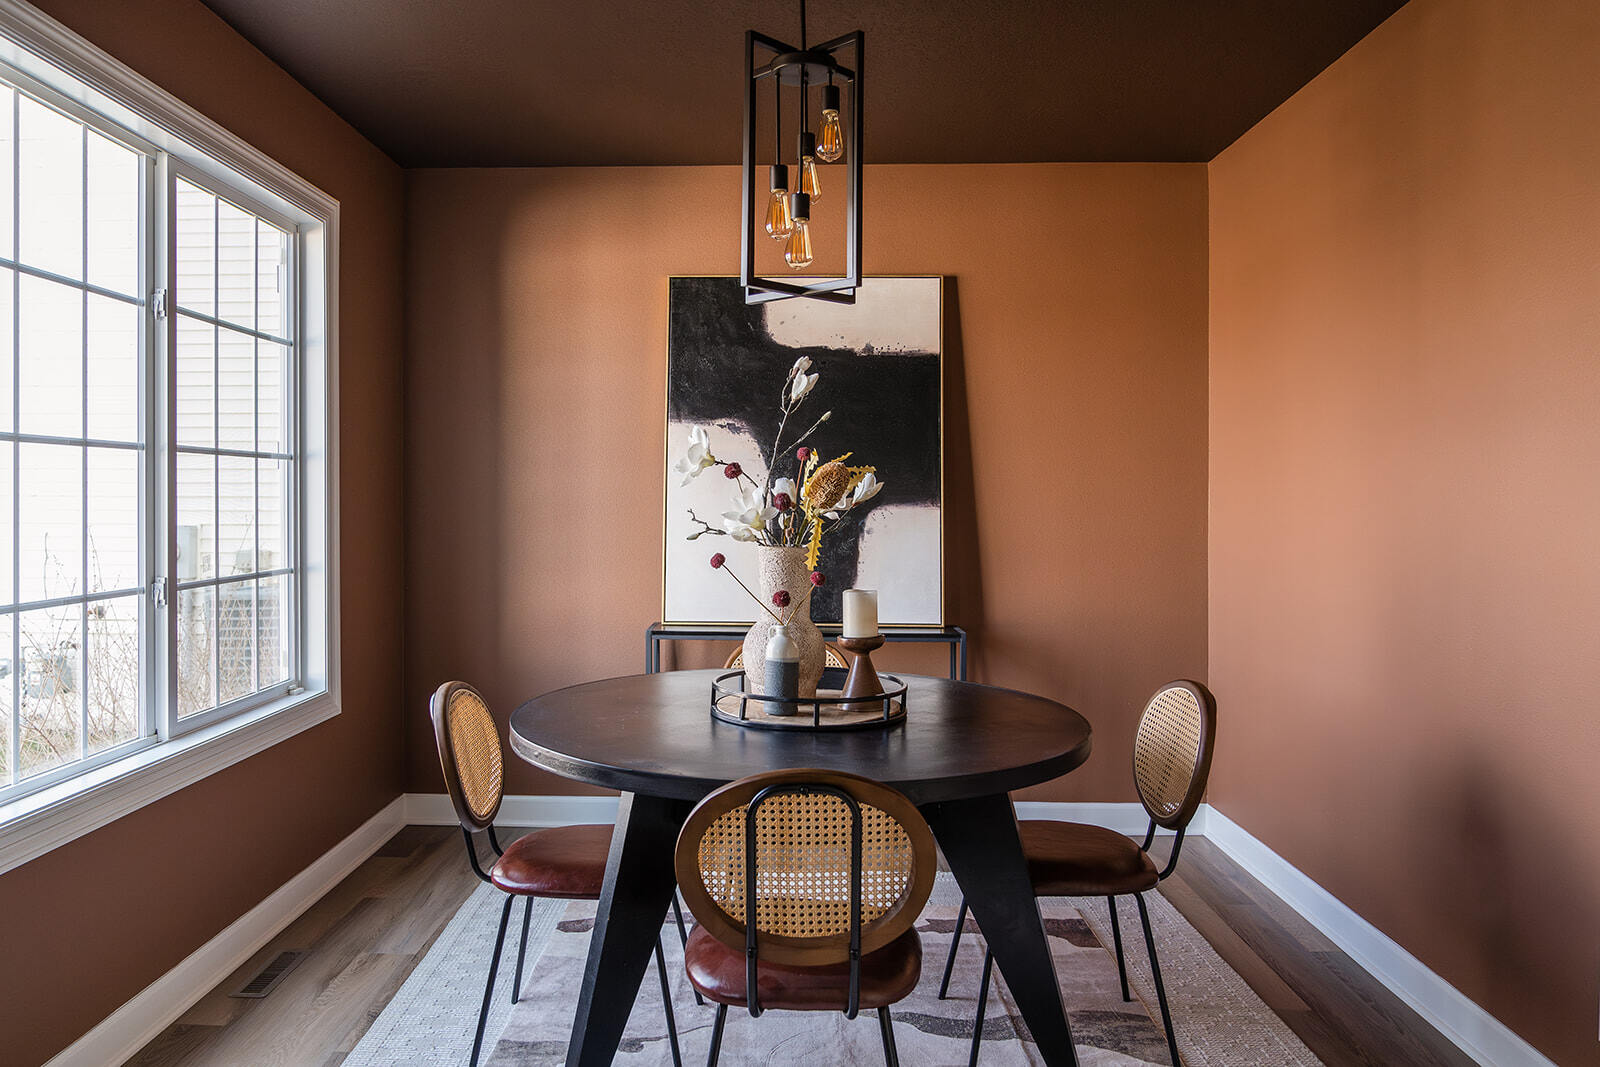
<box><xmin>346</xmin><ymin>872</ymin><xmax>1320</xmax><ymax>1066</ymax></box>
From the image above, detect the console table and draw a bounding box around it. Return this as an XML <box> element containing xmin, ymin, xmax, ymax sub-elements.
<box><xmin>645</xmin><ymin>622</ymin><xmax>968</xmax><ymax>680</ymax></box>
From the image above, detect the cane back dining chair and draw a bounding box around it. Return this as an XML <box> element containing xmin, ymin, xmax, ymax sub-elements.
<box><xmin>939</xmin><ymin>679</ymin><xmax>1216</xmax><ymax>1067</ymax></box>
<box><xmin>675</xmin><ymin>768</ymin><xmax>938</xmax><ymax>1066</ymax></box>
<box><xmin>430</xmin><ymin>681</ymin><xmax>684</xmax><ymax>1067</ymax></box>
<box><xmin>723</xmin><ymin>645</ymin><xmax>849</xmax><ymax>670</ymax></box>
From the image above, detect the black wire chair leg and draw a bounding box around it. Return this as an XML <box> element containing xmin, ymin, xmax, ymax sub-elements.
<box><xmin>672</xmin><ymin>892</ymin><xmax>704</xmax><ymax>1007</ymax></box>
<box><xmin>1135</xmin><ymin>892</ymin><xmax>1181</xmax><ymax>1066</ymax></box>
<box><xmin>671</xmin><ymin>891</ymin><xmax>690</xmax><ymax>947</ymax></box>
<box><xmin>968</xmin><ymin>947</ymin><xmax>994</xmax><ymax>1067</ymax></box>
<box><xmin>706</xmin><ymin>1003</ymin><xmax>729</xmax><ymax>1067</ymax></box>
<box><xmin>472</xmin><ymin>894</ymin><xmax>515</xmax><ymax>1067</ymax></box>
<box><xmin>654</xmin><ymin>935</ymin><xmax>683</xmax><ymax>1067</ymax></box>
<box><xmin>510</xmin><ymin>895</ymin><xmax>534</xmax><ymax>1004</ymax></box>
<box><xmin>1107</xmin><ymin>894</ymin><xmax>1131</xmax><ymax>1002</ymax></box>
<box><xmin>938</xmin><ymin>896</ymin><xmax>969</xmax><ymax>999</ymax></box>
<box><xmin>877</xmin><ymin>1006</ymin><xmax>900</xmax><ymax>1067</ymax></box>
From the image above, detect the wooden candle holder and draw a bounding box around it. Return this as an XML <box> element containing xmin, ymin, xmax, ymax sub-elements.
<box><xmin>838</xmin><ymin>635</ymin><xmax>887</xmax><ymax>700</ymax></box>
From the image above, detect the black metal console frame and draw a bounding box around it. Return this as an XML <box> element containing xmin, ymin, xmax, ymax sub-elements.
<box><xmin>645</xmin><ymin>622</ymin><xmax>968</xmax><ymax>680</ymax></box>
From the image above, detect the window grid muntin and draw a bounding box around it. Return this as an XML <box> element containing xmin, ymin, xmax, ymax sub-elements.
<box><xmin>0</xmin><ymin>74</ymin><xmax>151</xmax><ymax>794</ymax></box>
<box><xmin>169</xmin><ymin>166</ymin><xmax>296</xmax><ymax>727</ymax></box>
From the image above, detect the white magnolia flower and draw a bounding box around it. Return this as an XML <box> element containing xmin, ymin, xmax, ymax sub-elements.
<box><xmin>849</xmin><ymin>472</ymin><xmax>883</xmax><ymax>506</ymax></box>
<box><xmin>789</xmin><ymin>370</ymin><xmax>820</xmax><ymax>404</ymax></box>
<box><xmin>673</xmin><ymin>426</ymin><xmax>717</xmax><ymax>486</ymax></box>
<box><xmin>722</xmin><ymin>485</ymin><xmax>777</xmax><ymax>541</ymax></box>
<box><xmin>772</xmin><ymin>477</ymin><xmax>797</xmax><ymax>502</ymax></box>
<box><xmin>786</xmin><ymin>356</ymin><xmax>813</xmax><ymax>380</ymax></box>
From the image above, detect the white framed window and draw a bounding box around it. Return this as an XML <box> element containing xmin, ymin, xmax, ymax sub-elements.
<box><xmin>0</xmin><ymin>0</ymin><xmax>339</xmax><ymax>872</ymax></box>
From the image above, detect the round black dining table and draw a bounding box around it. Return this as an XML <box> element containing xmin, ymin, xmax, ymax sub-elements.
<box><xmin>510</xmin><ymin>669</ymin><xmax>1093</xmax><ymax>1067</ymax></box>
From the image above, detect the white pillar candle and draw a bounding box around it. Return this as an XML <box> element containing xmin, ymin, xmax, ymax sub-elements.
<box><xmin>842</xmin><ymin>589</ymin><xmax>879</xmax><ymax>638</ymax></box>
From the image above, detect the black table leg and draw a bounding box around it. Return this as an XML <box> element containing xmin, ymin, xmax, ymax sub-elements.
<box><xmin>565</xmin><ymin>792</ymin><xmax>693</xmax><ymax>1067</ymax></box>
<box><xmin>922</xmin><ymin>793</ymin><xmax>1080</xmax><ymax>1067</ymax></box>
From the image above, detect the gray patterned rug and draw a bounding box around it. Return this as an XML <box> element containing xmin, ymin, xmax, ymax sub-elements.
<box><xmin>347</xmin><ymin>872</ymin><xmax>1320</xmax><ymax>1066</ymax></box>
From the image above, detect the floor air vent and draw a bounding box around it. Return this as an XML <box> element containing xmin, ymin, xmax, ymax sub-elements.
<box><xmin>229</xmin><ymin>949</ymin><xmax>308</xmax><ymax>998</ymax></box>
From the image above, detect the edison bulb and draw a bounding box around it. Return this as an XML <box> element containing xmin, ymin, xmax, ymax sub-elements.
<box><xmin>799</xmin><ymin>155</ymin><xmax>821</xmax><ymax>200</ymax></box>
<box><xmin>797</xmin><ymin>132</ymin><xmax>821</xmax><ymax>201</ymax></box>
<box><xmin>764</xmin><ymin>165</ymin><xmax>793</xmax><ymax>239</ymax></box>
<box><xmin>818</xmin><ymin>111</ymin><xmax>843</xmax><ymax>163</ymax></box>
<box><xmin>765</xmin><ymin>188</ymin><xmax>793</xmax><ymax>240</ymax></box>
<box><xmin>784</xmin><ymin>218</ymin><xmax>813</xmax><ymax>270</ymax></box>
<box><xmin>818</xmin><ymin>85</ymin><xmax>844</xmax><ymax>163</ymax></box>
<box><xmin>786</xmin><ymin>191</ymin><xmax>813</xmax><ymax>270</ymax></box>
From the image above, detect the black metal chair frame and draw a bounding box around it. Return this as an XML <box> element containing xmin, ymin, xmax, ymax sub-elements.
<box><xmin>703</xmin><ymin>782</ymin><xmax>901</xmax><ymax>1067</ymax></box>
<box><xmin>937</xmin><ymin>819</ymin><xmax>1188</xmax><ymax>1066</ymax></box>
<box><xmin>458</xmin><ymin>823</ymin><xmax>686</xmax><ymax>1067</ymax></box>
<box><xmin>936</xmin><ymin>678</ymin><xmax>1215</xmax><ymax>1066</ymax></box>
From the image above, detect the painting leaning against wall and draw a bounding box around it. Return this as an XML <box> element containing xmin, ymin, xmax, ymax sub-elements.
<box><xmin>664</xmin><ymin>276</ymin><xmax>943</xmax><ymax>626</ymax></box>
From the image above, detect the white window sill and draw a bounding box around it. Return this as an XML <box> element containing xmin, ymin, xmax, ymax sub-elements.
<box><xmin>0</xmin><ymin>690</ymin><xmax>338</xmax><ymax>877</ymax></box>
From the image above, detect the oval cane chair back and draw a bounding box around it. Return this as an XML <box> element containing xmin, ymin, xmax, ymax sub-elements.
<box><xmin>1132</xmin><ymin>680</ymin><xmax>1217</xmax><ymax>831</ymax></box>
<box><xmin>429</xmin><ymin>680</ymin><xmax>504</xmax><ymax>832</ymax></box>
<box><xmin>723</xmin><ymin>645</ymin><xmax>848</xmax><ymax>670</ymax></box>
<box><xmin>676</xmin><ymin>768</ymin><xmax>936</xmax><ymax>968</ymax></box>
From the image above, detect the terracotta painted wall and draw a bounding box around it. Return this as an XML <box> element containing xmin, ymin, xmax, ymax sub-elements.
<box><xmin>404</xmin><ymin>163</ymin><xmax>1209</xmax><ymax>804</ymax></box>
<box><xmin>1207</xmin><ymin>0</ymin><xmax>1600</xmax><ymax>1061</ymax></box>
<box><xmin>0</xmin><ymin>3</ymin><xmax>405</xmax><ymax>1064</ymax></box>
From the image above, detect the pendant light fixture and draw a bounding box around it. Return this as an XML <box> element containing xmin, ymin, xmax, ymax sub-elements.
<box><xmin>741</xmin><ymin>0</ymin><xmax>862</xmax><ymax>305</ymax></box>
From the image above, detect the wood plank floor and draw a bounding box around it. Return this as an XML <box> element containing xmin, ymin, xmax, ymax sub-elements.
<box><xmin>127</xmin><ymin>826</ymin><xmax>1477</xmax><ymax>1067</ymax></box>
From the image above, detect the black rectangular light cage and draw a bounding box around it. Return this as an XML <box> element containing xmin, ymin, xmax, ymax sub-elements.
<box><xmin>742</xmin><ymin>28</ymin><xmax>863</xmax><ymax>305</ymax></box>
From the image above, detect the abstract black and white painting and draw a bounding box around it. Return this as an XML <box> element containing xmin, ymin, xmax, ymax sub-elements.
<box><xmin>664</xmin><ymin>276</ymin><xmax>942</xmax><ymax>626</ymax></box>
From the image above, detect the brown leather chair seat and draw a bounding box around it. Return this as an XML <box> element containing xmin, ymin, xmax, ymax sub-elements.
<box><xmin>490</xmin><ymin>824</ymin><xmax>613</xmax><ymax>898</ymax></box>
<box><xmin>1020</xmin><ymin>820</ymin><xmax>1159</xmax><ymax>896</ymax></box>
<box><xmin>684</xmin><ymin>925</ymin><xmax>923</xmax><ymax>1012</ymax></box>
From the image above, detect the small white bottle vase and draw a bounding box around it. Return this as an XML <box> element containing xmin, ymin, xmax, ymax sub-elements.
<box><xmin>763</xmin><ymin>622</ymin><xmax>801</xmax><ymax>710</ymax></box>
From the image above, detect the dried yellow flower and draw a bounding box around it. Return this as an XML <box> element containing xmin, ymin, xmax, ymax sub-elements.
<box><xmin>804</xmin><ymin>461</ymin><xmax>852</xmax><ymax>509</ymax></box>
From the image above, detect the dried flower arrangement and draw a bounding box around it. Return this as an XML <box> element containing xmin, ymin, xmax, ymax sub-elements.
<box><xmin>677</xmin><ymin>356</ymin><xmax>885</xmax><ymax>571</ymax></box>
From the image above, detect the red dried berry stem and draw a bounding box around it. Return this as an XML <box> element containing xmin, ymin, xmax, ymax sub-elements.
<box><xmin>718</xmin><ymin>565</ymin><xmax>785</xmax><ymax>624</ymax></box>
<box><xmin>781</xmin><ymin>580</ymin><xmax>818</xmax><ymax>626</ymax></box>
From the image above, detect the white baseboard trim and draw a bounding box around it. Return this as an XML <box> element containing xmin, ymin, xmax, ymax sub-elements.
<box><xmin>404</xmin><ymin>791</ymin><xmax>622</xmax><ymax>827</ymax></box>
<box><xmin>45</xmin><ymin>795</ymin><xmax>406</xmax><ymax>1067</ymax></box>
<box><xmin>1204</xmin><ymin>807</ymin><xmax>1553</xmax><ymax>1067</ymax></box>
<box><xmin>1014</xmin><ymin>800</ymin><xmax>1188</xmax><ymax>835</ymax></box>
<box><xmin>403</xmin><ymin>792</ymin><xmax>1168</xmax><ymax>835</ymax></box>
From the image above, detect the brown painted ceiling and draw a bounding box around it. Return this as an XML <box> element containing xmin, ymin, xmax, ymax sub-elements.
<box><xmin>199</xmin><ymin>0</ymin><xmax>1407</xmax><ymax>166</ymax></box>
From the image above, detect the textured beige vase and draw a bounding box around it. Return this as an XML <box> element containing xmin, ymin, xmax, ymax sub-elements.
<box><xmin>742</xmin><ymin>546</ymin><xmax>824</xmax><ymax>698</ymax></box>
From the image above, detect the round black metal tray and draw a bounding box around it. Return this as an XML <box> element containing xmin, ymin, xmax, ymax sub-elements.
<box><xmin>709</xmin><ymin>667</ymin><xmax>908</xmax><ymax>731</ymax></box>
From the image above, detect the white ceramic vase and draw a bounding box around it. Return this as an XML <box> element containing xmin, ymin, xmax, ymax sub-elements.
<box><xmin>741</xmin><ymin>545</ymin><xmax>824</xmax><ymax>697</ymax></box>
